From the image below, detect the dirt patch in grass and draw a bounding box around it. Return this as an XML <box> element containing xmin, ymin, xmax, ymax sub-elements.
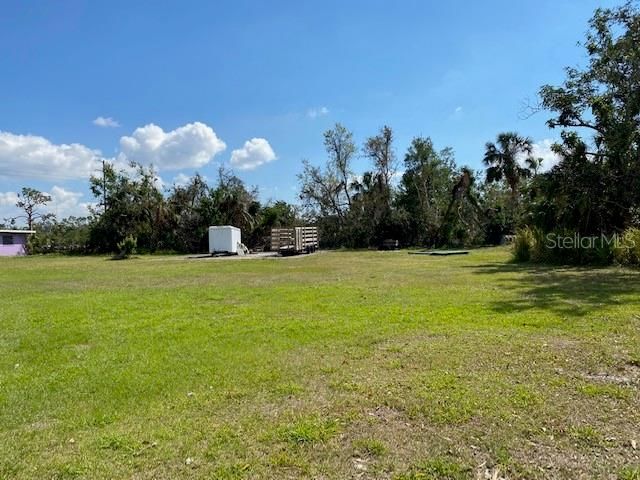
<box><xmin>582</xmin><ymin>361</ymin><xmax>640</xmax><ymax>386</ymax></box>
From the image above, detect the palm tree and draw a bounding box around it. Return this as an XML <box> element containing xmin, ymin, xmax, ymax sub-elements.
<box><xmin>483</xmin><ymin>132</ymin><xmax>536</xmax><ymax>199</ymax></box>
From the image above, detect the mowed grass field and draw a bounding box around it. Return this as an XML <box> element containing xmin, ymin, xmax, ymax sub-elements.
<box><xmin>1</xmin><ymin>248</ymin><xmax>639</xmax><ymax>479</ymax></box>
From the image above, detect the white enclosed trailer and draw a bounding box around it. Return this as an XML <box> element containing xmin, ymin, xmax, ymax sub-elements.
<box><xmin>209</xmin><ymin>226</ymin><xmax>242</xmax><ymax>254</ymax></box>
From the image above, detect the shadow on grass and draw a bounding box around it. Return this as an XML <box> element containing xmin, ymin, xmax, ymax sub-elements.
<box><xmin>469</xmin><ymin>261</ymin><xmax>640</xmax><ymax>318</ymax></box>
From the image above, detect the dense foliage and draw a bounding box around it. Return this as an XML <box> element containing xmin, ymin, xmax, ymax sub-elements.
<box><xmin>10</xmin><ymin>166</ymin><xmax>298</xmax><ymax>255</ymax></box>
<box><xmin>526</xmin><ymin>2</ymin><xmax>640</xmax><ymax>235</ymax></box>
<box><xmin>84</xmin><ymin>165</ymin><xmax>294</xmax><ymax>254</ymax></box>
<box><xmin>515</xmin><ymin>2</ymin><xmax>640</xmax><ymax>265</ymax></box>
<box><xmin>298</xmin><ymin>126</ymin><xmax>515</xmax><ymax>248</ymax></box>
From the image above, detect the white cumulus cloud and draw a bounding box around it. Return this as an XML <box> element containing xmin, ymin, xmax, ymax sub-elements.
<box><xmin>47</xmin><ymin>186</ymin><xmax>94</xmax><ymax>218</ymax></box>
<box><xmin>530</xmin><ymin>139</ymin><xmax>561</xmax><ymax>171</ymax></box>
<box><xmin>0</xmin><ymin>131</ymin><xmax>103</xmax><ymax>180</ymax></box>
<box><xmin>307</xmin><ymin>106</ymin><xmax>329</xmax><ymax>119</ymax></box>
<box><xmin>0</xmin><ymin>191</ymin><xmax>19</xmax><ymax>207</ymax></box>
<box><xmin>230</xmin><ymin>138</ymin><xmax>276</xmax><ymax>171</ymax></box>
<box><xmin>119</xmin><ymin>122</ymin><xmax>226</xmax><ymax>170</ymax></box>
<box><xmin>93</xmin><ymin>116</ymin><xmax>120</xmax><ymax>128</ymax></box>
<box><xmin>172</xmin><ymin>173</ymin><xmax>191</xmax><ymax>187</ymax></box>
<box><xmin>0</xmin><ymin>191</ymin><xmax>19</xmax><ymax>224</ymax></box>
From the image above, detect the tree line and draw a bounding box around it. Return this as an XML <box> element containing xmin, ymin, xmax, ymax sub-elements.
<box><xmin>2</xmin><ymin>128</ymin><xmax>524</xmax><ymax>254</ymax></box>
<box><xmin>297</xmin><ymin>124</ymin><xmax>523</xmax><ymax>248</ymax></box>
<box><xmin>3</xmin><ymin>3</ymin><xmax>639</xmax><ymax>263</ymax></box>
<box><xmin>3</xmin><ymin>166</ymin><xmax>297</xmax><ymax>254</ymax></box>
<box><xmin>301</xmin><ymin>1</ymin><xmax>640</xmax><ymax>263</ymax></box>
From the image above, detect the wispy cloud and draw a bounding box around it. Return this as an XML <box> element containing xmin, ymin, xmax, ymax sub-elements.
<box><xmin>93</xmin><ymin>116</ymin><xmax>120</xmax><ymax>128</ymax></box>
<box><xmin>307</xmin><ymin>106</ymin><xmax>329</xmax><ymax>119</ymax></box>
<box><xmin>448</xmin><ymin>106</ymin><xmax>464</xmax><ymax>120</ymax></box>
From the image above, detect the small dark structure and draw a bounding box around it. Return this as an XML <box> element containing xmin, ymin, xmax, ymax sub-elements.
<box><xmin>380</xmin><ymin>239</ymin><xmax>400</xmax><ymax>250</ymax></box>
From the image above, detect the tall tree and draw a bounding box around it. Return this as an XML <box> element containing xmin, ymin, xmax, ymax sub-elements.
<box><xmin>323</xmin><ymin>123</ymin><xmax>356</xmax><ymax>209</ymax></box>
<box><xmin>298</xmin><ymin>161</ymin><xmax>346</xmax><ymax>219</ymax></box>
<box><xmin>398</xmin><ymin>137</ymin><xmax>457</xmax><ymax>245</ymax></box>
<box><xmin>483</xmin><ymin>132</ymin><xmax>535</xmax><ymax>200</ymax></box>
<box><xmin>15</xmin><ymin>187</ymin><xmax>53</xmax><ymax>229</ymax></box>
<box><xmin>441</xmin><ymin>168</ymin><xmax>484</xmax><ymax>245</ymax></box>
<box><xmin>535</xmin><ymin>2</ymin><xmax>640</xmax><ymax>232</ymax></box>
<box><xmin>298</xmin><ymin>125</ymin><xmax>361</xmax><ymax>247</ymax></box>
<box><xmin>364</xmin><ymin>126</ymin><xmax>397</xmax><ymax>194</ymax></box>
<box><xmin>361</xmin><ymin>126</ymin><xmax>397</xmax><ymax>241</ymax></box>
<box><xmin>211</xmin><ymin>167</ymin><xmax>260</xmax><ymax>231</ymax></box>
<box><xmin>166</xmin><ymin>174</ymin><xmax>211</xmax><ymax>252</ymax></box>
<box><xmin>299</xmin><ymin>125</ymin><xmax>358</xmax><ymax>222</ymax></box>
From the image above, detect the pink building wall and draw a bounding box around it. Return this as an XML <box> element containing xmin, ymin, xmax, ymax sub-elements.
<box><xmin>0</xmin><ymin>233</ymin><xmax>29</xmax><ymax>256</ymax></box>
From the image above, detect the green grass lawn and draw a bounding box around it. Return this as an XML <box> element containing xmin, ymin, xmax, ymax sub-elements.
<box><xmin>1</xmin><ymin>248</ymin><xmax>639</xmax><ymax>479</ymax></box>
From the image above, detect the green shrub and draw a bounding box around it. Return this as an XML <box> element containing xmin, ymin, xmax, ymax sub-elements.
<box><xmin>116</xmin><ymin>235</ymin><xmax>137</xmax><ymax>259</ymax></box>
<box><xmin>513</xmin><ymin>228</ymin><xmax>615</xmax><ymax>265</ymax></box>
<box><xmin>513</xmin><ymin>227</ymin><xmax>534</xmax><ymax>262</ymax></box>
<box><xmin>613</xmin><ymin>227</ymin><xmax>640</xmax><ymax>267</ymax></box>
<box><xmin>579</xmin><ymin>239</ymin><xmax>614</xmax><ymax>265</ymax></box>
<box><xmin>528</xmin><ymin>227</ymin><xmax>548</xmax><ymax>263</ymax></box>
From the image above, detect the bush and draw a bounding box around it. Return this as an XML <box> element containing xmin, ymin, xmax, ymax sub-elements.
<box><xmin>513</xmin><ymin>227</ymin><xmax>535</xmax><ymax>262</ymax></box>
<box><xmin>613</xmin><ymin>227</ymin><xmax>640</xmax><ymax>267</ymax></box>
<box><xmin>116</xmin><ymin>235</ymin><xmax>137</xmax><ymax>259</ymax></box>
<box><xmin>513</xmin><ymin>227</ymin><xmax>615</xmax><ymax>265</ymax></box>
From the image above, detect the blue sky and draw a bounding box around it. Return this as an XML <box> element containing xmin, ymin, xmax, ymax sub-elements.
<box><xmin>0</xmin><ymin>0</ymin><xmax>618</xmax><ymax>222</ymax></box>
